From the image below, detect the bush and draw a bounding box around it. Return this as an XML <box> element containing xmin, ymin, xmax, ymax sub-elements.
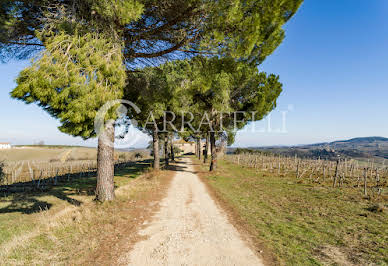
<box><xmin>234</xmin><ymin>148</ymin><xmax>266</xmax><ymax>155</ymax></box>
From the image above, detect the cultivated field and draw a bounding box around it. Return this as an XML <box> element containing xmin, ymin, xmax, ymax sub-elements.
<box><xmin>0</xmin><ymin>146</ymin><xmax>150</xmax><ymax>187</ymax></box>
<box><xmin>0</xmin><ymin>162</ymin><xmax>172</xmax><ymax>265</ymax></box>
<box><xmin>195</xmin><ymin>155</ymin><xmax>388</xmax><ymax>265</ymax></box>
<box><xmin>0</xmin><ymin>147</ymin><xmax>75</xmax><ymax>162</ymax></box>
<box><xmin>227</xmin><ymin>153</ymin><xmax>388</xmax><ymax>198</ymax></box>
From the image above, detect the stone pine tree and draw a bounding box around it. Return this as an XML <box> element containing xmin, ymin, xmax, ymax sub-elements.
<box><xmin>185</xmin><ymin>56</ymin><xmax>283</xmax><ymax>171</ymax></box>
<box><xmin>10</xmin><ymin>2</ymin><xmax>143</xmax><ymax>201</ymax></box>
<box><xmin>1</xmin><ymin>0</ymin><xmax>303</xmax><ymax>199</ymax></box>
<box><xmin>125</xmin><ymin>60</ymin><xmax>192</xmax><ymax>170</ymax></box>
<box><xmin>1</xmin><ymin>0</ymin><xmax>303</xmax><ymax>65</ymax></box>
<box><xmin>125</xmin><ymin>68</ymin><xmax>167</xmax><ymax>170</ymax></box>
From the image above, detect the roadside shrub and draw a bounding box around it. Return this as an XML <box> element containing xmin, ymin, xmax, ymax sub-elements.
<box><xmin>233</xmin><ymin>148</ymin><xmax>274</xmax><ymax>156</ymax></box>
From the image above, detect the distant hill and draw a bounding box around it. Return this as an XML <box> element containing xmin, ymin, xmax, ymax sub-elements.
<box><xmin>231</xmin><ymin>137</ymin><xmax>388</xmax><ymax>163</ymax></box>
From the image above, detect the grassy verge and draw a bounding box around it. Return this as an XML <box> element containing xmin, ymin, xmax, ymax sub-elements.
<box><xmin>0</xmin><ymin>160</ymin><xmax>172</xmax><ymax>265</ymax></box>
<box><xmin>195</xmin><ymin>158</ymin><xmax>387</xmax><ymax>265</ymax></box>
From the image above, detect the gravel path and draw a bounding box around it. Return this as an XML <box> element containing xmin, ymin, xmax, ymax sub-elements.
<box><xmin>122</xmin><ymin>157</ymin><xmax>263</xmax><ymax>266</ymax></box>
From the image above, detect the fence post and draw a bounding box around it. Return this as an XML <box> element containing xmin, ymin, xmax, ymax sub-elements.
<box><xmin>333</xmin><ymin>159</ymin><xmax>340</xmax><ymax>187</ymax></box>
<box><xmin>322</xmin><ymin>163</ymin><xmax>326</xmax><ymax>181</ymax></box>
<box><xmin>363</xmin><ymin>168</ymin><xmax>368</xmax><ymax>196</ymax></box>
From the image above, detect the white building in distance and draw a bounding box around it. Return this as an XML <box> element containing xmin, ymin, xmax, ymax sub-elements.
<box><xmin>0</xmin><ymin>142</ymin><xmax>11</xmax><ymax>149</ymax></box>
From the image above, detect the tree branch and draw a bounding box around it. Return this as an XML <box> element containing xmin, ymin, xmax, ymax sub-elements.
<box><xmin>4</xmin><ymin>41</ymin><xmax>44</xmax><ymax>47</ymax></box>
<box><xmin>128</xmin><ymin>37</ymin><xmax>192</xmax><ymax>58</ymax></box>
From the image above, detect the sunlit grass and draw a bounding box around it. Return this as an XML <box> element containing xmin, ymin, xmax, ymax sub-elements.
<box><xmin>0</xmin><ymin>162</ymin><xmax>153</xmax><ymax>264</ymax></box>
<box><xmin>198</xmin><ymin>159</ymin><xmax>388</xmax><ymax>265</ymax></box>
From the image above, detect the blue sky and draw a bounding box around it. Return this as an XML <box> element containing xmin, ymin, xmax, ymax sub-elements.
<box><xmin>1</xmin><ymin>0</ymin><xmax>387</xmax><ymax>148</ymax></box>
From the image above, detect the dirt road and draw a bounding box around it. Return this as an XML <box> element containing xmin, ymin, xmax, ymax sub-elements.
<box><xmin>121</xmin><ymin>157</ymin><xmax>263</xmax><ymax>266</ymax></box>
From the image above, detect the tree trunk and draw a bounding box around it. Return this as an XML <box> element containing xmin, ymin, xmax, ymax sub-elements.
<box><xmin>333</xmin><ymin>159</ymin><xmax>340</xmax><ymax>188</ymax></box>
<box><xmin>209</xmin><ymin>132</ymin><xmax>217</xmax><ymax>171</ymax></box>
<box><xmin>153</xmin><ymin>128</ymin><xmax>160</xmax><ymax>170</ymax></box>
<box><xmin>195</xmin><ymin>139</ymin><xmax>198</xmax><ymax>157</ymax></box>
<box><xmin>96</xmin><ymin>122</ymin><xmax>115</xmax><ymax>202</ymax></box>
<box><xmin>198</xmin><ymin>137</ymin><xmax>201</xmax><ymax>160</ymax></box>
<box><xmin>170</xmin><ymin>141</ymin><xmax>175</xmax><ymax>162</ymax></box>
<box><xmin>363</xmin><ymin>168</ymin><xmax>368</xmax><ymax>196</ymax></box>
<box><xmin>204</xmin><ymin>133</ymin><xmax>209</xmax><ymax>163</ymax></box>
<box><xmin>164</xmin><ymin>134</ymin><xmax>169</xmax><ymax>166</ymax></box>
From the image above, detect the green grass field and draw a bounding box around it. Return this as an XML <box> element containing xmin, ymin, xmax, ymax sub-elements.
<box><xmin>197</xmin><ymin>159</ymin><xmax>388</xmax><ymax>265</ymax></box>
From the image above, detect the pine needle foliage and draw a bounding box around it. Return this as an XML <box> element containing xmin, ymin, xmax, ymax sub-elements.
<box><xmin>0</xmin><ymin>0</ymin><xmax>303</xmax><ymax>66</ymax></box>
<box><xmin>9</xmin><ymin>6</ymin><xmax>137</xmax><ymax>138</ymax></box>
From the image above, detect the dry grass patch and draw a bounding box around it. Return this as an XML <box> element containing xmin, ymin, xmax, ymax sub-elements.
<box><xmin>0</xmin><ymin>147</ymin><xmax>68</xmax><ymax>162</ymax></box>
<box><xmin>0</xmin><ymin>146</ymin><xmax>148</xmax><ymax>163</ymax></box>
<box><xmin>0</xmin><ymin>163</ymin><xmax>173</xmax><ymax>265</ymax></box>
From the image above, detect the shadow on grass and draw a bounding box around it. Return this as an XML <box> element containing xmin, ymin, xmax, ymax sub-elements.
<box><xmin>114</xmin><ymin>160</ymin><xmax>152</xmax><ymax>177</ymax></box>
<box><xmin>0</xmin><ymin>195</ymin><xmax>53</xmax><ymax>214</ymax></box>
<box><xmin>0</xmin><ymin>160</ymin><xmax>151</xmax><ymax>215</ymax></box>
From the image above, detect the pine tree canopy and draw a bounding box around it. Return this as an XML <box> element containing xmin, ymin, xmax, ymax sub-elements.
<box><xmin>188</xmin><ymin>56</ymin><xmax>282</xmax><ymax>117</ymax></box>
<box><xmin>3</xmin><ymin>0</ymin><xmax>300</xmax><ymax>141</ymax></box>
<box><xmin>0</xmin><ymin>0</ymin><xmax>303</xmax><ymax>66</ymax></box>
<box><xmin>181</xmin><ymin>56</ymin><xmax>283</xmax><ymax>144</ymax></box>
<box><xmin>125</xmin><ymin>59</ymin><xmax>193</xmax><ymax>133</ymax></box>
<box><xmin>125</xmin><ymin>55</ymin><xmax>282</xmax><ymax>143</ymax></box>
<box><xmin>11</xmin><ymin>28</ymin><xmax>127</xmax><ymax>138</ymax></box>
<box><xmin>8</xmin><ymin>1</ymin><xmax>144</xmax><ymax>138</ymax></box>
